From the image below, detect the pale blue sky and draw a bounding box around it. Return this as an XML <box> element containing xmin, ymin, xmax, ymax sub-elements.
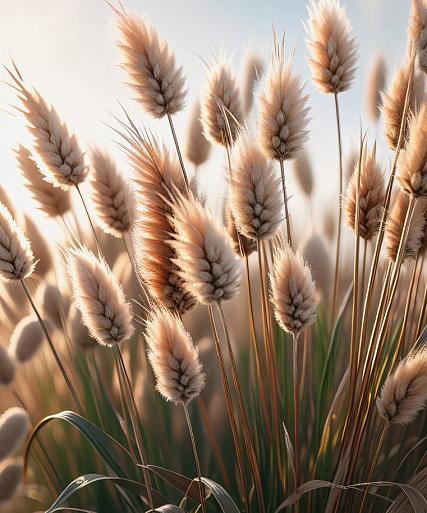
<box><xmin>0</xmin><ymin>0</ymin><xmax>411</xmax><ymax>240</ymax></box>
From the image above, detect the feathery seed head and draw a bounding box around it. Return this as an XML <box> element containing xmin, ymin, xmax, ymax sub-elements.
<box><xmin>366</xmin><ymin>55</ymin><xmax>386</xmax><ymax>123</ymax></box>
<box><xmin>68</xmin><ymin>247</ymin><xmax>134</xmax><ymax>346</ymax></box>
<box><xmin>0</xmin><ymin>347</ymin><xmax>15</xmax><ymax>386</ymax></box>
<box><xmin>185</xmin><ymin>101</ymin><xmax>211</xmax><ymax>167</ymax></box>
<box><xmin>386</xmin><ymin>191</ymin><xmax>426</xmax><ymax>262</ymax></box>
<box><xmin>293</xmin><ymin>150</ymin><xmax>314</xmax><ymax>197</ymax></box>
<box><xmin>306</xmin><ymin>0</ymin><xmax>358</xmax><ymax>94</ymax></box>
<box><xmin>10</xmin><ymin>316</ymin><xmax>43</xmax><ymax>363</ymax></box>
<box><xmin>410</xmin><ymin>0</ymin><xmax>427</xmax><ymax>73</ymax></box>
<box><xmin>70</xmin><ymin>308</ymin><xmax>97</xmax><ymax>351</ymax></box>
<box><xmin>116</xmin><ymin>9</ymin><xmax>186</xmax><ymax>118</ymax></box>
<box><xmin>201</xmin><ymin>59</ymin><xmax>243</xmax><ymax>146</ymax></box>
<box><xmin>0</xmin><ymin>202</ymin><xmax>35</xmax><ymax>282</ymax></box>
<box><xmin>225</xmin><ymin>206</ymin><xmax>257</xmax><ymax>257</ymax></box>
<box><xmin>398</xmin><ymin>105</ymin><xmax>427</xmax><ymax>197</ymax></box>
<box><xmin>90</xmin><ymin>148</ymin><xmax>132</xmax><ymax>238</ymax></box>
<box><xmin>271</xmin><ymin>236</ymin><xmax>317</xmax><ymax>335</ymax></box>
<box><xmin>127</xmin><ymin>128</ymin><xmax>196</xmax><ymax>314</ymax></box>
<box><xmin>229</xmin><ymin>131</ymin><xmax>283</xmax><ymax>240</ymax></box>
<box><xmin>382</xmin><ymin>61</ymin><xmax>425</xmax><ymax>150</ymax></box>
<box><xmin>146</xmin><ymin>308</ymin><xmax>205</xmax><ymax>404</ymax></box>
<box><xmin>300</xmin><ymin>233</ymin><xmax>331</xmax><ymax>300</ymax></box>
<box><xmin>24</xmin><ymin>216</ymin><xmax>52</xmax><ymax>279</ymax></box>
<box><xmin>0</xmin><ymin>459</ymin><xmax>23</xmax><ymax>503</ymax></box>
<box><xmin>242</xmin><ymin>53</ymin><xmax>264</xmax><ymax>116</ymax></box>
<box><xmin>377</xmin><ymin>348</ymin><xmax>427</xmax><ymax>425</ymax></box>
<box><xmin>169</xmin><ymin>190</ymin><xmax>242</xmax><ymax>304</ymax></box>
<box><xmin>9</xmin><ymin>69</ymin><xmax>87</xmax><ymax>190</ymax></box>
<box><xmin>344</xmin><ymin>145</ymin><xmax>385</xmax><ymax>240</ymax></box>
<box><xmin>16</xmin><ymin>145</ymin><xmax>71</xmax><ymax>217</ymax></box>
<box><xmin>0</xmin><ymin>408</ymin><xmax>30</xmax><ymax>461</ymax></box>
<box><xmin>258</xmin><ymin>46</ymin><xmax>310</xmax><ymax>161</ymax></box>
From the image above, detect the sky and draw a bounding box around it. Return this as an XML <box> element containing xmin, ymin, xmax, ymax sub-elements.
<box><xmin>0</xmin><ymin>0</ymin><xmax>412</xmax><ymax>241</ymax></box>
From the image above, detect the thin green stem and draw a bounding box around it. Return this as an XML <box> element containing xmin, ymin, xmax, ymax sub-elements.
<box><xmin>75</xmin><ymin>184</ymin><xmax>101</xmax><ymax>252</ymax></box>
<box><xmin>293</xmin><ymin>332</ymin><xmax>300</xmax><ymax>513</ymax></box>
<box><xmin>331</xmin><ymin>92</ymin><xmax>343</xmax><ymax>323</ymax></box>
<box><xmin>183</xmin><ymin>404</ymin><xmax>207</xmax><ymax>513</ymax></box>
<box><xmin>279</xmin><ymin>158</ymin><xmax>293</xmax><ymax>248</ymax></box>
<box><xmin>167</xmin><ymin>113</ymin><xmax>189</xmax><ymax>189</ymax></box>
<box><xmin>20</xmin><ymin>279</ymin><xmax>83</xmax><ymax>414</ymax></box>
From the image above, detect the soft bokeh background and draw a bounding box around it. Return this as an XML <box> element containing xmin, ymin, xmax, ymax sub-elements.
<box><xmin>0</xmin><ymin>0</ymin><xmax>409</xmax><ymax>238</ymax></box>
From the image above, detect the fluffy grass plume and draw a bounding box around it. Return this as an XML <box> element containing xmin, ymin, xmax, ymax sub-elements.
<box><xmin>16</xmin><ymin>145</ymin><xmax>71</xmax><ymax>218</ymax></box>
<box><xmin>24</xmin><ymin>216</ymin><xmax>52</xmax><ymax>279</ymax></box>
<box><xmin>0</xmin><ymin>460</ymin><xmax>23</xmax><ymax>503</ymax></box>
<box><xmin>8</xmin><ymin>67</ymin><xmax>87</xmax><ymax>190</ymax></box>
<box><xmin>185</xmin><ymin>101</ymin><xmax>211</xmax><ymax>167</ymax></box>
<box><xmin>225</xmin><ymin>206</ymin><xmax>257</xmax><ymax>257</ymax></box>
<box><xmin>344</xmin><ymin>144</ymin><xmax>385</xmax><ymax>240</ymax></box>
<box><xmin>381</xmin><ymin>61</ymin><xmax>425</xmax><ymax>150</ymax></box>
<box><xmin>258</xmin><ymin>41</ymin><xmax>310</xmax><ymax>161</ymax></box>
<box><xmin>409</xmin><ymin>0</ymin><xmax>427</xmax><ymax>72</ymax></box>
<box><xmin>377</xmin><ymin>349</ymin><xmax>427</xmax><ymax>425</ymax></box>
<box><xmin>300</xmin><ymin>232</ymin><xmax>331</xmax><ymax>299</ymax></box>
<box><xmin>366</xmin><ymin>54</ymin><xmax>386</xmax><ymax>123</ymax></box>
<box><xmin>398</xmin><ymin>104</ymin><xmax>427</xmax><ymax>197</ymax></box>
<box><xmin>0</xmin><ymin>203</ymin><xmax>34</xmax><ymax>282</ymax></box>
<box><xmin>9</xmin><ymin>316</ymin><xmax>44</xmax><ymax>363</ymax></box>
<box><xmin>115</xmin><ymin>7</ymin><xmax>186</xmax><ymax>118</ymax></box>
<box><xmin>0</xmin><ymin>408</ymin><xmax>29</xmax><ymax>462</ymax></box>
<box><xmin>242</xmin><ymin>53</ymin><xmax>264</xmax><ymax>116</ymax></box>
<box><xmin>0</xmin><ymin>347</ymin><xmax>15</xmax><ymax>386</ymax></box>
<box><xmin>145</xmin><ymin>307</ymin><xmax>205</xmax><ymax>404</ymax></box>
<box><xmin>169</xmin><ymin>190</ymin><xmax>241</xmax><ymax>304</ymax></box>
<box><xmin>201</xmin><ymin>59</ymin><xmax>243</xmax><ymax>146</ymax></box>
<box><xmin>68</xmin><ymin>247</ymin><xmax>134</xmax><ymax>346</ymax></box>
<box><xmin>385</xmin><ymin>191</ymin><xmax>426</xmax><ymax>262</ymax></box>
<box><xmin>229</xmin><ymin>131</ymin><xmax>283</xmax><ymax>240</ymax></box>
<box><xmin>306</xmin><ymin>0</ymin><xmax>358</xmax><ymax>94</ymax></box>
<box><xmin>271</xmin><ymin>236</ymin><xmax>317</xmax><ymax>335</ymax></box>
<box><xmin>126</xmin><ymin>128</ymin><xmax>196</xmax><ymax>314</ymax></box>
<box><xmin>89</xmin><ymin>148</ymin><xmax>132</xmax><ymax>238</ymax></box>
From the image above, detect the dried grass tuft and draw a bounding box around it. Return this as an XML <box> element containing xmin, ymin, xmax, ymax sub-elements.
<box><xmin>185</xmin><ymin>101</ymin><xmax>211</xmax><ymax>167</ymax></box>
<box><xmin>9</xmin><ymin>316</ymin><xmax>44</xmax><ymax>363</ymax></box>
<box><xmin>145</xmin><ymin>307</ymin><xmax>205</xmax><ymax>404</ymax></box>
<box><xmin>0</xmin><ymin>408</ymin><xmax>30</xmax><ymax>461</ymax></box>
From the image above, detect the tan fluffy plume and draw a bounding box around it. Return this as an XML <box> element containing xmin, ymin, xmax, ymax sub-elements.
<box><xmin>8</xmin><ymin>67</ymin><xmax>87</xmax><ymax>190</ymax></box>
<box><xmin>385</xmin><ymin>191</ymin><xmax>426</xmax><ymax>262</ymax></box>
<box><xmin>0</xmin><ymin>459</ymin><xmax>23</xmax><ymax>503</ymax></box>
<box><xmin>229</xmin><ymin>131</ymin><xmax>283</xmax><ymax>241</ymax></box>
<box><xmin>169</xmin><ymin>190</ymin><xmax>241</xmax><ymax>304</ymax></box>
<box><xmin>366</xmin><ymin>54</ymin><xmax>386</xmax><ymax>123</ymax></box>
<box><xmin>306</xmin><ymin>0</ymin><xmax>358</xmax><ymax>94</ymax></box>
<box><xmin>0</xmin><ymin>347</ymin><xmax>15</xmax><ymax>386</ymax></box>
<box><xmin>16</xmin><ymin>145</ymin><xmax>71</xmax><ymax>218</ymax></box>
<box><xmin>293</xmin><ymin>149</ymin><xmax>314</xmax><ymax>197</ymax></box>
<box><xmin>9</xmin><ymin>316</ymin><xmax>44</xmax><ymax>363</ymax></box>
<box><xmin>0</xmin><ymin>408</ymin><xmax>29</xmax><ymax>461</ymax></box>
<box><xmin>398</xmin><ymin>104</ymin><xmax>427</xmax><ymax>197</ymax></box>
<box><xmin>185</xmin><ymin>101</ymin><xmax>211</xmax><ymax>167</ymax></box>
<box><xmin>377</xmin><ymin>348</ymin><xmax>427</xmax><ymax>425</ymax></box>
<box><xmin>382</xmin><ymin>61</ymin><xmax>425</xmax><ymax>150</ymax></box>
<box><xmin>68</xmin><ymin>247</ymin><xmax>134</xmax><ymax>346</ymax></box>
<box><xmin>115</xmin><ymin>8</ymin><xmax>186</xmax><ymax>118</ymax></box>
<box><xmin>242</xmin><ymin>53</ymin><xmax>264</xmax><ymax>116</ymax></box>
<box><xmin>258</xmin><ymin>40</ymin><xmax>310</xmax><ymax>161</ymax></box>
<box><xmin>145</xmin><ymin>307</ymin><xmax>205</xmax><ymax>404</ymax></box>
<box><xmin>121</xmin><ymin>124</ymin><xmax>196</xmax><ymax>314</ymax></box>
<box><xmin>344</xmin><ymin>144</ymin><xmax>385</xmax><ymax>240</ymax></box>
<box><xmin>271</xmin><ymin>236</ymin><xmax>317</xmax><ymax>335</ymax></box>
<box><xmin>225</xmin><ymin>206</ymin><xmax>257</xmax><ymax>257</ymax></box>
<box><xmin>409</xmin><ymin>0</ymin><xmax>427</xmax><ymax>72</ymax></box>
<box><xmin>89</xmin><ymin>148</ymin><xmax>132</xmax><ymax>238</ymax></box>
<box><xmin>24</xmin><ymin>215</ymin><xmax>52</xmax><ymax>279</ymax></box>
<box><xmin>0</xmin><ymin>202</ymin><xmax>35</xmax><ymax>282</ymax></box>
<box><xmin>201</xmin><ymin>59</ymin><xmax>243</xmax><ymax>146</ymax></box>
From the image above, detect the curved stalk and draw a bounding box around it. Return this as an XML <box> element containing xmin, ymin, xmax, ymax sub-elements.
<box><xmin>167</xmin><ymin>113</ymin><xmax>189</xmax><ymax>189</ymax></box>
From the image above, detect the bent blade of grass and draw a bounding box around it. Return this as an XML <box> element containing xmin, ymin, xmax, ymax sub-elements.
<box><xmin>44</xmin><ymin>474</ymin><xmax>166</xmax><ymax>512</ymax></box>
<box><xmin>24</xmin><ymin>411</ymin><xmax>137</xmax><ymax>478</ymax></box>
<box><xmin>274</xmin><ymin>479</ymin><xmax>427</xmax><ymax>513</ymax></box>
